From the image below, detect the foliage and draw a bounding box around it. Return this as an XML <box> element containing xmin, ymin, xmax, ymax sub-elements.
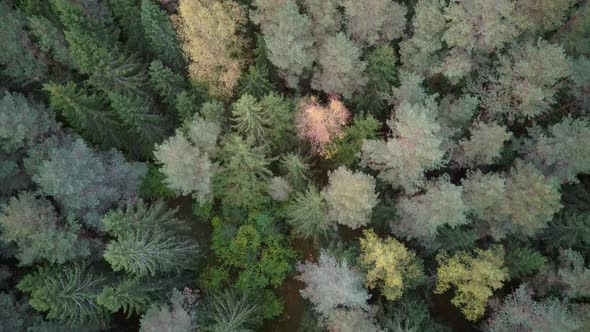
<box><xmin>97</xmin><ymin>277</ymin><xmax>164</xmax><ymax>316</ymax></box>
<box><xmin>361</xmin><ymin>101</ymin><xmax>445</xmax><ymax>193</ymax></box>
<box><xmin>395</xmin><ymin>176</ymin><xmax>468</xmax><ymax>241</ymax></box>
<box><xmin>237</xmin><ymin>65</ymin><xmax>275</xmax><ymax>99</ymax></box>
<box><xmin>175</xmin><ymin>0</ymin><xmax>246</xmax><ymax>97</ymax></box>
<box><xmin>475</xmin><ymin>39</ymin><xmax>572</xmax><ymax>119</ymax></box>
<box><xmin>102</xmin><ymin>200</ymin><xmax>199</xmax><ymax>277</ymax></box>
<box><xmin>504</xmin><ymin>162</ymin><xmax>563</xmax><ymax>237</ymax></box>
<box><xmin>17</xmin><ymin>265</ymin><xmax>108</xmax><ymax>327</ymax></box>
<box><xmin>0</xmin><ymin>91</ymin><xmax>58</xmax><ymax>153</ymax></box>
<box><xmin>0</xmin><ymin>2</ymin><xmax>47</xmax><ymax>85</ymax></box>
<box><xmin>32</xmin><ymin>137</ymin><xmax>146</xmax><ymax>229</ymax></box>
<box><xmin>435</xmin><ymin>246</ymin><xmax>508</xmax><ymax>321</ymax></box>
<box><xmin>522</xmin><ymin>116</ymin><xmax>590</xmax><ymax>183</ymax></box>
<box><xmin>311</xmin><ymin>32</ymin><xmax>367</xmax><ymax>98</ymax></box>
<box><xmin>206</xmin><ymin>213</ymin><xmax>297</xmax><ymax>318</ymax></box>
<box><xmin>154</xmin><ymin>114</ymin><xmax>219</xmax><ymax>202</ymax></box>
<box><xmin>280</xmin><ymin>153</ymin><xmax>311</xmax><ymax>191</ymax></box>
<box><xmin>0</xmin><ymin>192</ymin><xmax>90</xmax><ymax>265</ymax></box>
<box><xmin>141</xmin><ymin>0</ymin><xmax>183</xmax><ymax>71</ymax></box>
<box><xmin>322</xmin><ymin>166</ymin><xmax>378</xmax><ymax>230</ymax></box>
<box><xmin>231</xmin><ymin>93</ymin><xmax>292</xmax><ymax>145</ymax></box>
<box><xmin>285</xmin><ymin>185</ymin><xmax>333</xmax><ymax>241</ymax></box>
<box><xmin>297</xmin><ymin>251</ymin><xmax>371</xmax><ymax>316</ymax></box>
<box><xmin>201</xmin><ymin>289</ymin><xmax>261</xmax><ymax>332</ymax></box>
<box><xmin>485</xmin><ymin>284</ymin><xmax>582</xmax><ymax>332</ymax></box>
<box><xmin>558</xmin><ymin>249</ymin><xmax>590</xmax><ymax>299</ymax></box>
<box><xmin>26</xmin><ymin>14</ymin><xmax>75</xmax><ymax>68</ymax></box>
<box><xmin>342</xmin><ymin>0</ymin><xmax>406</xmax><ymax>47</ymax></box>
<box><xmin>505</xmin><ymin>246</ymin><xmax>546</xmax><ymax>278</ymax></box>
<box><xmin>253</xmin><ymin>0</ymin><xmax>315</xmax><ymax>88</ymax></box>
<box><xmin>454</xmin><ymin>122</ymin><xmax>512</xmax><ymax>167</ymax></box>
<box><xmin>215</xmin><ymin>135</ymin><xmax>272</xmax><ymax>209</ymax></box>
<box><xmin>359</xmin><ymin>230</ymin><xmax>425</xmax><ymax>301</ymax></box>
<box><xmin>139</xmin><ymin>288</ymin><xmax>198</xmax><ymax>332</ymax></box>
<box><xmin>296</xmin><ymin>96</ymin><xmax>350</xmax><ymax>155</ymax></box>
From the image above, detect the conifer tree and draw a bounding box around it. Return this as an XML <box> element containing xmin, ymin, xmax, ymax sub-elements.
<box><xmin>102</xmin><ymin>200</ymin><xmax>199</xmax><ymax>277</ymax></box>
<box><xmin>17</xmin><ymin>265</ymin><xmax>109</xmax><ymax>327</ymax></box>
<box><xmin>285</xmin><ymin>186</ymin><xmax>333</xmax><ymax>241</ymax></box>
<box><xmin>108</xmin><ymin>0</ymin><xmax>146</xmax><ymax>52</ymax></box>
<box><xmin>216</xmin><ymin>135</ymin><xmax>273</xmax><ymax>209</ymax></box>
<box><xmin>0</xmin><ymin>91</ymin><xmax>58</xmax><ymax>153</ymax></box>
<box><xmin>0</xmin><ymin>2</ymin><xmax>47</xmax><ymax>85</ymax></box>
<box><xmin>148</xmin><ymin>60</ymin><xmax>186</xmax><ymax>107</ymax></box>
<box><xmin>141</xmin><ymin>0</ymin><xmax>184</xmax><ymax>71</ymax></box>
<box><xmin>26</xmin><ymin>15</ymin><xmax>76</xmax><ymax>69</ymax></box>
<box><xmin>44</xmin><ymin>82</ymin><xmax>127</xmax><ymax>151</ymax></box>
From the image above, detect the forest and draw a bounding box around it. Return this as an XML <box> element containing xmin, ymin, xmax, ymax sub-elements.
<box><xmin>0</xmin><ymin>0</ymin><xmax>589</xmax><ymax>331</ymax></box>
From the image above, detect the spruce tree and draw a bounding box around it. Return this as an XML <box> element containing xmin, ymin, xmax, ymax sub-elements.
<box><xmin>141</xmin><ymin>0</ymin><xmax>184</xmax><ymax>71</ymax></box>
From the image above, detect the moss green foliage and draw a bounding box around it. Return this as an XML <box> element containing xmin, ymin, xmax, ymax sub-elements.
<box><xmin>204</xmin><ymin>212</ymin><xmax>297</xmax><ymax>319</ymax></box>
<box><xmin>505</xmin><ymin>246</ymin><xmax>546</xmax><ymax>278</ymax></box>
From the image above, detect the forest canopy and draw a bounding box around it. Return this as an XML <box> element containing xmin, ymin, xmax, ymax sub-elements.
<box><xmin>0</xmin><ymin>0</ymin><xmax>589</xmax><ymax>331</ymax></box>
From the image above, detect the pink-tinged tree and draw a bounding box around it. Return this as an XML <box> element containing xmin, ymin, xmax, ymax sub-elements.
<box><xmin>296</xmin><ymin>97</ymin><xmax>350</xmax><ymax>155</ymax></box>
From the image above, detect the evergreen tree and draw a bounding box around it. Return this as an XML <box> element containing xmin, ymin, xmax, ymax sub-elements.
<box><xmin>148</xmin><ymin>60</ymin><xmax>186</xmax><ymax>107</ymax></box>
<box><xmin>102</xmin><ymin>200</ymin><xmax>199</xmax><ymax>277</ymax></box>
<box><xmin>108</xmin><ymin>0</ymin><xmax>146</xmax><ymax>52</ymax></box>
<box><xmin>97</xmin><ymin>277</ymin><xmax>166</xmax><ymax>316</ymax></box>
<box><xmin>201</xmin><ymin>290</ymin><xmax>262</xmax><ymax>331</ymax></box>
<box><xmin>542</xmin><ymin>210</ymin><xmax>590</xmax><ymax>251</ymax></box>
<box><xmin>237</xmin><ymin>65</ymin><xmax>275</xmax><ymax>99</ymax></box>
<box><xmin>0</xmin><ymin>2</ymin><xmax>47</xmax><ymax>85</ymax></box>
<box><xmin>17</xmin><ymin>265</ymin><xmax>109</xmax><ymax>327</ymax></box>
<box><xmin>285</xmin><ymin>185</ymin><xmax>333</xmax><ymax>241</ymax></box>
<box><xmin>26</xmin><ymin>15</ymin><xmax>76</xmax><ymax>69</ymax></box>
<box><xmin>44</xmin><ymin>81</ymin><xmax>128</xmax><ymax>151</ymax></box>
<box><xmin>140</xmin><ymin>0</ymin><xmax>184</xmax><ymax>71</ymax></box>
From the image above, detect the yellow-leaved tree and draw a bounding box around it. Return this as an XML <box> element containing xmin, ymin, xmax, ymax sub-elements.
<box><xmin>359</xmin><ymin>230</ymin><xmax>425</xmax><ymax>301</ymax></box>
<box><xmin>435</xmin><ymin>246</ymin><xmax>508</xmax><ymax>321</ymax></box>
<box><xmin>174</xmin><ymin>0</ymin><xmax>246</xmax><ymax>97</ymax></box>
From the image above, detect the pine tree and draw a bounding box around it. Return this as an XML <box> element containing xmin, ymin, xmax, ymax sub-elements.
<box><xmin>0</xmin><ymin>91</ymin><xmax>58</xmax><ymax>153</ymax></box>
<box><xmin>542</xmin><ymin>210</ymin><xmax>590</xmax><ymax>251</ymax></box>
<box><xmin>285</xmin><ymin>185</ymin><xmax>333</xmax><ymax>241</ymax></box>
<box><xmin>0</xmin><ymin>2</ymin><xmax>47</xmax><ymax>85</ymax></box>
<box><xmin>353</xmin><ymin>45</ymin><xmax>398</xmax><ymax>116</ymax></box>
<box><xmin>216</xmin><ymin>135</ymin><xmax>273</xmax><ymax>209</ymax></box>
<box><xmin>343</xmin><ymin>0</ymin><xmax>406</xmax><ymax>47</ymax></box>
<box><xmin>108</xmin><ymin>0</ymin><xmax>146</xmax><ymax>52</ymax></box>
<box><xmin>97</xmin><ymin>277</ymin><xmax>166</xmax><ymax>316</ymax></box>
<box><xmin>253</xmin><ymin>0</ymin><xmax>315</xmax><ymax>88</ymax></box>
<box><xmin>108</xmin><ymin>92</ymin><xmax>167</xmax><ymax>150</ymax></box>
<box><xmin>44</xmin><ymin>82</ymin><xmax>127</xmax><ymax>151</ymax></box>
<box><xmin>102</xmin><ymin>200</ymin><xmax>199</xmax><ymax>277</ymax></box>
<box><xmin>17</xmin><ymin>265</ymin><xmax>109</xmax><ymax>327</ymax></box>
<box><xmin>148</xmin><ymin>60</ymin><xmax>186</xmax><ymax>107</ymax></box>
<box><xmin>141</xmin><ymin>0</ymin><xmax>184</xmax><ymax>71</ymax></box>
<box><xmin>201</xmin><ymin>290</ymin><xmax>261</xmax><ymax>331</ymax></box>
<box><xmin>322</xmin><ymin>166</ymin><xmax>379</xmax><ymax>230</ymax></box>
<box><xmin>297</xmin><ymin>251</ymin><xmax>371</xmax><ymax>316</ymax></box>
